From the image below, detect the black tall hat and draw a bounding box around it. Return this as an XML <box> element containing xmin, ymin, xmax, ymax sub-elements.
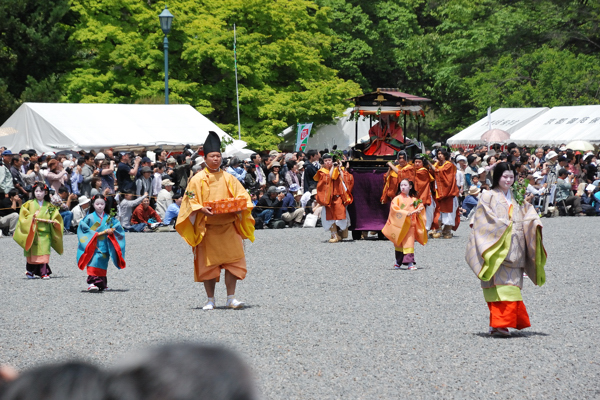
<box><xmin>203</xmin><ymin>131</ymin><xmax>221</xmax><ymax>154</ymax></box>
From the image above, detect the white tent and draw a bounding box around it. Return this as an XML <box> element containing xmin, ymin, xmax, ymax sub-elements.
<box><xmin>0</xmin><ymin>103</ymin><xmax>251</xmax><ymax>156</ymax></box>
<box><xmin>279</xmin><ymin>109</ymin><xmax>379</xmax><ymax>151</ymax></box>
<box><xmin>511</xmin><ymin>105</ymin><xmax>600</xmax><ymax>145</ymax></box>
<box><xmin>446</xmin><ymin>107</ymin><xmax>549</xmax><ymax>146</ymax></box>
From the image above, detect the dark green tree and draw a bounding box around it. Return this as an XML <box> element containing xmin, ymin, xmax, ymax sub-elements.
<box><xmin>0</xmin><ymin>0</ymin><xmax>76</xmax><ymax>122</ymax></box>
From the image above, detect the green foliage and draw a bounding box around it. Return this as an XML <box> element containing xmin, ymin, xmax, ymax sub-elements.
<box><xmin>61</xmin><ymin>0</ymin><xmax>360</xmax><ymax>150</ymax></box>
<box><xmin>0</xmin><ymin>0</ymin><xmax>76</xmax><ymax>121</ymax></box>
<box><xmin>513</xmin><ymin>179</ymin><xmax>529</xmax><ymax>206</ymax></box>
<box><xmin>466</xmin><ymin>47</ymin><xmax>600</xmax><ymax>115</ymax></box>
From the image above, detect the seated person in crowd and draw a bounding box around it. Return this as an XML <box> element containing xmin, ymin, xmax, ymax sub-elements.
<box><xmin>70</xmin><ymin>195</ymin><xmax>91</xmax><ymax>232</ymax></box>
<box><xmin>526</xmin><ymin>172</ymin><xmax>548</xmax><ymax>211</ymax></box>
<box><xmin>163</xmin><ymin>193</ymin><xmax>182</xmax><ymax>225</ymax></box>
<box><xmin>117</xmin><ymin>191</ymin><xmax>148</xmax><ymax>232</ymax></box>
<box><xmin>253</xmin><ymin>186</ymin><xmax>284</xmax><ymax>228</ymax></box>
<box><xmin>580</xmin><ymin>184</ymin><xmax>598</xmax><ymax>216</ymax></box>
<box><xmin>461</xmin><ymin>186</ymin><xmax>480</xmax><ymax>218</ymax></box>
<box><xmin>300</xmin><ymin>188</ymin><xmax>315</xmax><ymax>212</ymax></box>
<box><xmin>555</xmin><ymin>168</ymin><xmax>584</xmax><ymax>216</ymax></box>
<box><xmin>281</xmin><ymin>184</ymin><xmax>304</xmax><ymax>227</ymax></box>
<box><xmin>155</xmin><ymin>179</ymin><xmax>174</xmax><ymax>220</ymax></box>
<box><xmin>51</xmin><ymin>186</ymin><xmax>77</xmax><ymax>233</ymax></box>
<box><xmin>131</xmin><ymin>197</ymin><xmax>162</xmax><ymax>230</ymax></box>
<box><xmin>0</xmin><ymin>189</ymin><xmax>21</xmax><ymax>237</ymax></box>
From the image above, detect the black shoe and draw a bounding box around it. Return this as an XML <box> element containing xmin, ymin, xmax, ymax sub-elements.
<box><xmin>254</xmin><ymin>218</ymin><xmax>264</xmax><ymax>229</ymax></box>
<box><xmin>268</xmin><ymin>219</ymin><xmax>286</xmax><ymax>229</ymax></box>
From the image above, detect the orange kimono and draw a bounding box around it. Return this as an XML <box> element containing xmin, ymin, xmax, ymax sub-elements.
<box><xmin>314</xmin><ymin>167</ymin><xmax>353</xmax><ymax>222</ymax></box>
<box><xmin>176</xmin><ymin>169</ymin><xmax>254</xmax><ymax>282</ymax></box>
<box><xmin>381</xmin><ymin>164</ymin><xmax>415</xmax><ymax>204</ymax></box>
<box><xmin>414</xmin><ymin>166</ymin><xmax>434</xmax><ymax>206</ymax></box>
<box><xmin>382</xmin><ymin>193</ymin><xmax>427</xmax><ymax>265</ymax></box>
<box><xmin>433</xmin><ymin>161</ymin><xmax>459</xmax><ymax>212</ymax></box>
<box><xmin>433</xmin><ymin>160</ymin><xmax>460</xmax><ymax>231</ymax></box>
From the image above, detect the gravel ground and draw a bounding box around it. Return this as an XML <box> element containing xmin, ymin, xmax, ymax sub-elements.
<box><xmin>1</xmin><ymin>217</ymin><xmax>599</xmax><ymax>399</ymax></box>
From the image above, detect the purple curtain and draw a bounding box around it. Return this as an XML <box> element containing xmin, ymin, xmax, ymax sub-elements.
<box><xmin>348</xmin><ymin>169</ymin><xmax>391</xmax><ymax>231</ymax></box>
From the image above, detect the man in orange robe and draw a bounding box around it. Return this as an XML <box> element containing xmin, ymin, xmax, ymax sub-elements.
<box><xmin>381</xmin><ymin>151</ymin><xmax>415</xmax><ymax>204</ymax></box>
<box><xmin>176</xmin><ymin>131</ymin><xmax>255</xmax><ymax>310</ymax></box>
<box><xmin>432</xmin><ymin>150</ymin><xmax>459</xmax><ymax>239</ymax></box>
<box><xmin>364</xmin><ymin>115</ymin><xmax>404</xmax><ymax>156</ymax></box>
<box><xmin>314</xmin><ymin>154</ymin><xmax>354</xmax><ymax>242</ymax></box>
<box><xmin>413</xmin><ymin>154</ymin><xmax>438</xmax><ymax>233</ymax></box>
<box><xmin>412</xmin><ymin>154</ymin><xmax>434</xmax><ymax>206</ymax></box>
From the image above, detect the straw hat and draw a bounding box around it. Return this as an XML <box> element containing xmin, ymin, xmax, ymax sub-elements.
<box><xmin>468</xmin><ymin>186</ymin><xmax>480</xmax><ymax>196</ymax></box>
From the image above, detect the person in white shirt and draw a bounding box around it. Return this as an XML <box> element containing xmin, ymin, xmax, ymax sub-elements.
<box><xmin>155</xmin><ymin>179</ymin><xmax>174</xmax><ymax>219</ymax></box>
<box><xmin>71</xmin><ymin>195</ymin><xmax>91</xmax><ymax>231</ymax></box>
<box><xmin>152</xmin><ymin>162</ymin><xmax>165</xmax><ymax>195</ymax></box>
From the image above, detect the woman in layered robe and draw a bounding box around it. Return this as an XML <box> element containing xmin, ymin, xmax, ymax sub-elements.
<box><xmin>77</xmin><ymin>194</ymin><xmax>126</xmax><ymax>292</ymax></box>
<box><xmin>382</xmin><ymin>179</ymin><xmax>427</xmax><ymax>271</ymax></box>
<box><xmin>466</xmin><ymin>162</ymin><xmax>547</xmax><ymax>337</ymax></box>
<box><xmin>13</xmin><ymin>182</ymin><xmax>64</xmax><ymax>279</ymax></box>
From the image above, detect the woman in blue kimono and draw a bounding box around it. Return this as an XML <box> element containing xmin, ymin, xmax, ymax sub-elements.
<box><xmin>77</xmin><ymin>194</ymin><xmax>126</xmax><ymax>292</ymax></box>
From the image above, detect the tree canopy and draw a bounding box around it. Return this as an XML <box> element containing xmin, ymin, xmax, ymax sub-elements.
<box><xmin>2</xmin><ymin>0</ymin><xmax>600</xmax><ymax>148</ymax></box>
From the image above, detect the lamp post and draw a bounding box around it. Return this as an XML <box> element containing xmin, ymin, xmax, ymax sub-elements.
<box><xmin>159</xmin><ymin>5</ymin><xmax>174</xmax><ymax>104</ymax></box>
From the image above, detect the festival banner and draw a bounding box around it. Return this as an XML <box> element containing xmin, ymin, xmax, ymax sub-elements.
<box><xmin>296</xmin><ymin>122</ymin><xmax>313</xmax><ymax>152</ymax></box>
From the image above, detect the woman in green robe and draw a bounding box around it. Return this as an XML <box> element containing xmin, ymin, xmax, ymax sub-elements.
<box><xmin>13</xmin><ymin>182</ymin><xmax>64</xmax><ymax>279</ymax></box>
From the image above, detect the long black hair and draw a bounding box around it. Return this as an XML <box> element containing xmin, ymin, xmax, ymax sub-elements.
<box><xmin>491</xmin><ymin>162</ymin><xmax>515</xmax><ymax>190</ymax></box>
<box><xmin>90</xmin><ymin>194</ymin><xmax>108</xmax><ymax>215</ymax></box>
<box><xmin>400</xmin><ymin>179</ymin><xmax>418</xmax><ymax>198</ymax></box>
<box><xmin>32</xmin><ymin>181</ymin><xmax>51</xmax><ymax>202</ymax></box>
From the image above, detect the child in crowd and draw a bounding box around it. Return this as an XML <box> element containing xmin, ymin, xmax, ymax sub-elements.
<box><xmin>382</xmin><ymin>179</ymin><xmax>427</xmax><ymax>271</ymax></box>
<box><xmin>461</xmin><ymin>186</ymin><xmax>480</xmax><ymax>218</ymax></box>
<box><xmin>77</xmin><ymin>194</ymin><xmax>126</xmax><ymax>292</ymax></box>
<box><xmin>13</xmin><ymin>182</ymin><xmax>64</xmax><ymax>279</ymax></box>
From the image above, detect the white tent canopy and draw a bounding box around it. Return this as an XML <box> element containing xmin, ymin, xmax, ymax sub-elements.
<box><xmin>280</xmin><ymin>108</ymin><xmax>379</xmax><ymax>151</ymax></box>
<box><xmin>511</xmin><ymin>105</ymin><xmax>600</xmax><ymax>145</ymax></box>
<box><xmin>0</xmin><ymin>103</ymin><xmax>249</xmax><ymax>156</ymax></box>
<box><xmin>447</xmin><ymin>107</ymin><xmax>549</xmax><ymax>145</ymax></box>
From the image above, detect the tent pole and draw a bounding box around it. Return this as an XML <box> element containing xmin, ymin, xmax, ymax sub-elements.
<box><xmin>355</xmin><ymin>115</ymin><xmax>358</xmax><ymax>151</ymax></box>
<box><xmin>234</xmin><ymin>24</ymin><xmax>241</xmax><ymax>140</ymax></box>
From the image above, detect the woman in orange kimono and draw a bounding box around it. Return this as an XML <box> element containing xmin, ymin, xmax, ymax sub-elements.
<box><xmin>382</xmin><ymin>179</ymin><xmax>427</xmax><ymax>270</ymax></box>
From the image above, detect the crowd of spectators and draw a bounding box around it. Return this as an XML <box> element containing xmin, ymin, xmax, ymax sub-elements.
<box><xmin>450</xmin><ymin>142</ymin><xmax>600</xmax><ymax>218</ymax></box>
<box><xmin>1</xmin><ymin>141</ymin><xmax>598</xmax><ymax>238</ymax></box>
<box><xmin>0</xmin><ymin>145</ymin><xmax>330</xmax><ymax>236</ymax></box>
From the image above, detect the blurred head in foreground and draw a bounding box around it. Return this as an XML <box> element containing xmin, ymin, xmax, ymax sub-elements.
<box><xmin>107</xmin><ymin>343</ymin><xmax>257</xmax><ymax>400</ymax></box>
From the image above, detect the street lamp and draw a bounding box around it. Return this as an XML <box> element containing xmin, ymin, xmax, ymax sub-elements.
<box><xmin>159</xmin><ymin>5</ymin><xmax>174</xmax><ymax>104</ymax></box>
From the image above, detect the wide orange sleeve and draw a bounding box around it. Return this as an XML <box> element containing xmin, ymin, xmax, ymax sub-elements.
<box><xmin>315</xmin><ymin>169</ymin><xmax>332</xmax><ymax>206</ymax></box>
<box><xmin>175</xmin><ymin>172</ymin><xmax>208</xmax><ymax>247</ymax></box>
